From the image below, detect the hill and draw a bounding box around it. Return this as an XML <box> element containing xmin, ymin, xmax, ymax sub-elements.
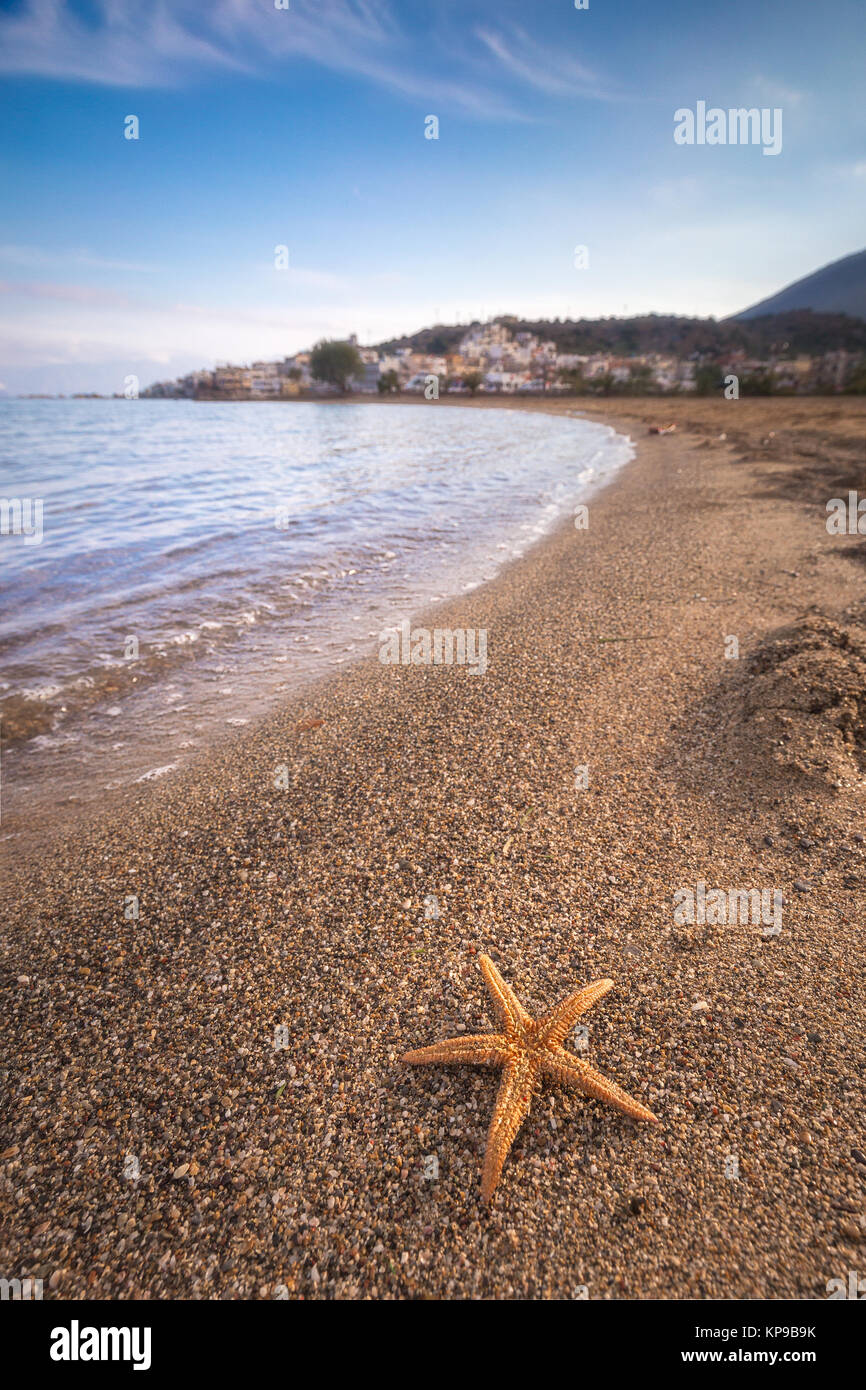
<box><xmin>375</xmin><ymin>310</ymin><xmax>866</xmax><ymax>359</ymax></box>
<box><xmin>731</xmin><ymin>249</ymin><xmax>866</xmax><ymax>321</ymax></box>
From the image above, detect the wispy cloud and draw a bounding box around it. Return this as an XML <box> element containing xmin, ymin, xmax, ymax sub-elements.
<box><xmin>0</xmin><ymin>0</ymin><xmax>618</xmax><ymax>118</ymax></box>
<box><xmin>0</xmin><ymin>278</ymin><xmax>133</xmax><ymax>306</ymax></box>
<box><xmin>0</xmin><ymin>265</ymin><xmax>352</xmax><ymax>309</ymax></box>
<box><xmin>752</xmin><ymin>75</ymin><xmax>807</xmax><ymax>107</ymax></box>
<box><xmin>0</xmin><ymin>244</ymin><xmax>158</xmax><ymax>273</ymax></box>
<box><xmin>474</xmin><ymin>26</ymin><xmax>620</xmax><ymax>102</ymax></box>
<box><xmin>0</xmin><ymin>0</ymin><xmax>250</xmax><ymax>87</ymax></box>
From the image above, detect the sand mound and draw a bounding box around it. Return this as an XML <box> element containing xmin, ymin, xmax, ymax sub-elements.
<box><xmin>740</xmin><ymin>608</ymin><xmax>866</xmax><ymax>786</ymax></box>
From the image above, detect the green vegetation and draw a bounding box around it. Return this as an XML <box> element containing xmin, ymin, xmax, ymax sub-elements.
<box><xmin>377</xmin><ymin>368</ymin><xmax>399</xmax><ymax>394</ymax></box>
<box><xmin>843</xmin><ymin>362</ymin><xmax>866</xmax><ymax>393</ymax></box>
<box><xmin>310</xmin><ymin>339</ymin><xmax>363</xmax><ymax>393</ymax></box>
<box><xmin>559</xmin><ymin>367</ymin><xmax>588</xmax><ymax>394</ymax></box>
<box><xmin>376</xmin><ymin>310</ymin><xmax>866</xmax><ymax>360</ymax></box>
<box><xmin>694</xmin><ymin>365</ymin><xmax>723</xmax><ymax>396</ymax></box>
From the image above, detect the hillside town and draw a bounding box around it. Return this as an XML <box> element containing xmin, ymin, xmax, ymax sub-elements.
<box><xmin>141</xmin><ymin>319</ymin><xmax>864</xmax><ymax>399</ymax></box>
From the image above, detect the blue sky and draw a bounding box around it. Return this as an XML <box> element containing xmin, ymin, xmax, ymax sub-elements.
<box><xmin>0</xmin><ymin>0</ymin><xmax>863</xmax><ymax>393</ymax></box>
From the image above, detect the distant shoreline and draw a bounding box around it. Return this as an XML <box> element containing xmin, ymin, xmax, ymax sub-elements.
<box><xmin>6</xmin><ymin>386</ymin><xmax>861</xmax><ymax>402</ymax></box>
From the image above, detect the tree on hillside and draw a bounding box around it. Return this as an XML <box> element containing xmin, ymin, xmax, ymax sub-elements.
<box><xmin>844</xmin><ymin>362</ymin><xmax>866</xmax><ymax>393</ymax></box>
<box><xmin>740</xmin><ymin>371</ymin><xmax>774</xmax><ymax>396</ymax></box>
<box><xmin>694</xmin><ymin>364</ymin><xmax>723</xmax><ymax>396</ymax></box>
<box><xmin>463</xmin><ymin>371</ymin><xmax>483</xmax><ymax>396</ymax></box>
<box><xmin>310</xmin><ymin>339</ymin><xmax>363</xmax><ymax>393</ymax></box>
<box><xmin>626</xmin><ymin>364</ymin><xmax>654</xmax><ymax>394</ymax></box>
<box><xmin>560</xmin><ymin>367</ymin><xmax>588</xmax><ymax>395</ymax></box>
<box><xmin>377</xmin><ymin>369</ymin><xmax>400</xmax><ymax>394</ymax></box>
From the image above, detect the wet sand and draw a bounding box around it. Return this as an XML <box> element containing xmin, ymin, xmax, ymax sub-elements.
<box><xmin>2</xmin><ymin>395</ymin><xmax>865</xmax><ymax>1299</ymax></box>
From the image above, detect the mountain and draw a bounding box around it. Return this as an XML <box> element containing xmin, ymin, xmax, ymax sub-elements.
<box><xmin>376</xmin><ymin>310</ymin><xmax>866</xmax><ymax>359</ymax></box>
<box><xmin>732</xmin><ymin>249</ymin><xmax>866</xmax><ymax>321</ymax></box>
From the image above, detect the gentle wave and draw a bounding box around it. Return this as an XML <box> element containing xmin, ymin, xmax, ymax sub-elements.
<box><xmin>0</xmin><ymin>400</ymin><xmax>632</xmax><ymax>804</ymax></box>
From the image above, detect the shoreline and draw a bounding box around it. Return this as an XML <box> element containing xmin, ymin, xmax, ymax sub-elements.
<box><xmin>3</xmin><ymin>396</ymin><xmax>866</xmax><ymax>1299</ymax></box>
<box><xmin>0</xmin><ymin>401</ymin><xmax>632</xmax><ymax>855</ymax></box>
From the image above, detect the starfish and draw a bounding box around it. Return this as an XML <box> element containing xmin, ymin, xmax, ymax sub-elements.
<box><xmin>403</xmin><ymin>954</ymin><xmax>659</xmax><ymax>1202</ymax></box>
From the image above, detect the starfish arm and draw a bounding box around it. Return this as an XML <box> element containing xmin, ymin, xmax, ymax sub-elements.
<box><xmin>541</xmin><ymin>1049</ymin><xmax>659</xmax><ymax>1125</ymax></box>
<box><xmin>481</xmin><ymin>1054</ymin><xmax>536</xmax><ymax>1202</ymax></box>
<box><xmin>536</xmin><ymin>978</ymin><xmax>615</xmax><ymax>1049</ymax></box>
<box><xmin>479</xmin><ymin>953</ymin><xmax>531</xmax><ymax>1031</ymax></box>
<box><xmin>402</xmin><ymin>1034</ymin><xmax>509</xmax><ymax>1067</ymax></box>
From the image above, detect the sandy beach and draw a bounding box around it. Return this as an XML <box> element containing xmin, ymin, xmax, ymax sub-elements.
<box><xmin>2</xmin><ymin>395</ymin><xmax>865</xmax><ymax>1300</ymax></box>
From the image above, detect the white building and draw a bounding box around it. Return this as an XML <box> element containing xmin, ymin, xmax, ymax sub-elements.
<box><xmin>459</xmin><ymin>321</ymin><xmax>513</xmax><ymax>359</ymax></box>
<box><xmin>249</xmin><ymin>362</ymin><xmax>281</xmax><ymax>396</ymax></box>
<box><xmin>352</xmin><ymin>362</ymin><xmax>381</xmax><ymax>392</ymax></box>
<box><xmin>484</xmin><ymin>371</ymin><xmax>524</xmax><ymax>392</ymax></box>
